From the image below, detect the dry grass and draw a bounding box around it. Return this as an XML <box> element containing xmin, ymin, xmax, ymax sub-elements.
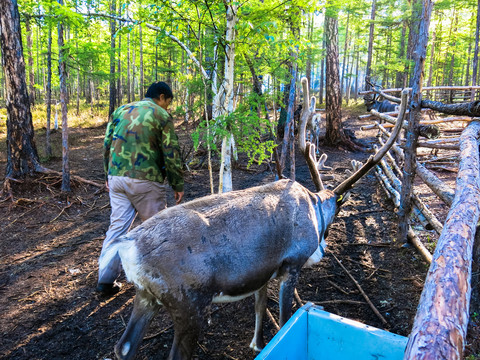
<box><xmin>0</xmin><ymin>102</ymin><xmax>109</xmax><ymax>157</ymax></box>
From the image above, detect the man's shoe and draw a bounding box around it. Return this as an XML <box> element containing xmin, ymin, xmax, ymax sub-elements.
<box><xmin>96</xmin><ymin>282</ymin><xmax>121</xmax><ymax>297</ymax></box>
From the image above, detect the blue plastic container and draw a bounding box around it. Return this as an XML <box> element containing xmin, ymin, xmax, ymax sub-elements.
<box><xmin>256</xmin><ymin>302</ymin><xmax>408</xmax><ymax>360</ymax></box>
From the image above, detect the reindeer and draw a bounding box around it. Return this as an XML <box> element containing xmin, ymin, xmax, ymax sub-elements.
<box><xmin>306</xmin><ymin>112</ymin><xmax>323</xmax><ymax>150</ymax></box>
<box><xmin>100</xmin><ymin>78</ymin><xmax>406</xmax><ymax>360</ymax></box>
<box><xmin>364</xmin><ymin>93</ymin><xmax>399</xmax><ymax>113</ymax></box>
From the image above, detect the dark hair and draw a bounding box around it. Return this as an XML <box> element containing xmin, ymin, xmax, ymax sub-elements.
<box><xmin>145</xmin><ymin>81</ymin><xmax>173</xmax><ymax>100</ymax></box>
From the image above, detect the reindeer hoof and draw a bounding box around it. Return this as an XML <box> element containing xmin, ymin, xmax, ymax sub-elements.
<box><xmin>249</xmin><ymin>340</ymin><xmax>264</xmax><ymax>352</ymax></box>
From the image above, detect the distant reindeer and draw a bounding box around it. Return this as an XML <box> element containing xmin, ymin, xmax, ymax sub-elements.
<box><xmin>306</xmin><ymin>112</ymin><xmax>323</xmax><ymax>149</ymax></box>
<box><xmin>364</xmin><ymin>93</ymin><xmax>399</xmax><ymax>113</ymax></box>
<box><xmin>101</xmin><ymin>77</ymin><xmax>405</xmax><ymax>360</ymax></box>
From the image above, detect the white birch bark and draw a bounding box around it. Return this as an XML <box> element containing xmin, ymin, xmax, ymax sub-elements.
<box><xmin>216</xmin><ymin>4</ymin><xmax>237</xmax><ymax>193</ymax></box>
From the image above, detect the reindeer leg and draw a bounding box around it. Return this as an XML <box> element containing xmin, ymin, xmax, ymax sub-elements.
<box><xmin>278</xmin><ymin>267</ymin><xmax>300</xmax><ymax>326</ymax></box>
<box><xmin>115</xmin><ymin>290</ymin><xmax>160</xmax><ymax>360</ymax></box>
<box><xmin>166</xmin><ymin>302</ymin><xmax>204</xmax><ymax>360</ymax></box>
<box><xmin>250</xmin><ymin>284</ymin><xmax>267</xmax><ymax>351</ymax></box>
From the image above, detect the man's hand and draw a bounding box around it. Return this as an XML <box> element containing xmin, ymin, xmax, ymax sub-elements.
<box><xmin>174</xmin><ymin>191</ymin><xmax>184</xmax><ymax>205</ymax></box>
<box><xmin>105</xmin><ymin>180</ymin><xmax>109</xmax><ymax>192</ymax></box>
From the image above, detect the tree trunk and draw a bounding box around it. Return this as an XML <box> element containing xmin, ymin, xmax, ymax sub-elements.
<box><xmin>407</xmin><ymin>0</ymin><xmax>422</xmax><ymax>86</ymax></box>
<box><xmin>396</xmin><ymin>21</ymin><xmax>407</xmax><ymax>88</ymax></box>
<box><xmin>472</xmin><ymin>0</ymin><xmax>480</xmax><ymax>100</ymax></box>
<box><xmin>365</xmin><ymin>0</ymin><xmax>376</xmax><ymax>89</ymax></box>
<box><xmin>46</xmin><ymin>14</ymin><xmax>53</xmax><ymax>158</ymax></box>
<box><xmin>465</xmin><ymin>42</ymin><xmax>472</xmax><ymax>88</ymax></box>
<box><xmin>244</xmin><ymin>53</ymin><xmax>264</xmax><ymax>117</ymax></box>
<box><xmin>345</xmin><ymin>43</ymin><xmax>354</xmax><ymax>104</ymax></box>
<box><xmin>426</xmin><ymin>30</ymin><xmax>436</xmax><ymax>98</ymax></box>
<box><xmin>132</xmin><ymin>27</ymin><xmax>136</xmax><ymax>102</ymax></box>
<box><xmin>319</xmin><ymin>33</ymin><xmax>325</xmax><ymax>104</ymax></box>
<box><xmin>108</xmin><ymin>0</ymin><xmax>117</xmax><ymax>117</ymax></box>
<box><xmin>404</xmin><ymin>121</ymin><xmax>480</xmax><ymax>360</ymax></box>
<box><xmin>398</xmin><ymin>0</ymin><xmax>433</xmax><ymax>243</ymax></box>
<box><xmin>0</xmin><ymin>0</ymin><xmax>42</xmax><ymax>179</ymax></box>
<box><xmin>25</xmin><ymin>18</ymin><xmax>35</xmax><ymax>107</ymax></box>
<box><xmin>354</xmin><ymin>43</ymin><xmax>359</xmax><ymax>101</ymax></box>
<box><xmin>117</xmin><ymin>1</ymin><xmax>122</xmax><ymax>106</ymax></box>
<box><xmin>383</xmin><ymin>33</ymin><xmax>391</xmax><ymax>87</ymax></box>
<box><xmin>139</xmin><ymin>23</ymin><xmax>144</xmax><ymax>99</ymax></box>
<box><xmin>215</xmin><ymin>3</ymin><xmax>237</xmax><ymax>193</ymax></box>
<box><xmin>340</xmin><ymin>10</ymin><xmax>350</xmax><ymax>95</ymax></box>
<box><xmin>127</xmin><ymin>22</ymin><xmax>131</xmax><ymax>103</ymax></box>
<box><xmin>35</xmin><ymin>14</ymin><xmax>40</xmax><ymax>100</ymax></box>
<box><xmin>75</xmin><ymin>0</ymin><xmax>80</xmax><ymax>115</ymax></box>
<box><xmin>324</xmin><ymin>13</ymin><xmax>346</xmax><ymax>146</ymax></box>
<box><xmin>305</xmin><ymin>13</ymin><xmax>314</xmax><ymax>91</ymax></box>
<box><xmin>448</xmin><ymin>11</ymin><xmax>458</xmax><ymax>103</ymax></box>
<box><xmin>58</xmin><ymin>0</ymin><xmax>70</xmax><ymax>192</ymax></box>
<box><xmin>279</xmin><ymin>64</ymin><xmax>297</xmax><ymax>174</ymax></box>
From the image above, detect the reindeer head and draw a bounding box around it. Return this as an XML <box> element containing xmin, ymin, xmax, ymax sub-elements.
<box><xmin>363</xmin><ymin>93</ymin><xmax>378</xmax><ymax>112</ymax></box>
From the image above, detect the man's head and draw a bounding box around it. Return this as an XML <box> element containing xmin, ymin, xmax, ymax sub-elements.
<box><xmin>146</xmin><ymin>81</ymin><xmax>173</xmax><ymax>110</ymax></box>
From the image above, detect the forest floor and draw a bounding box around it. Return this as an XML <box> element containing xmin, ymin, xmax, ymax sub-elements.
<box><xmin>0</xmin><ymin>109</ymin><xmax>479</xmax><ymax>359</ymax></box>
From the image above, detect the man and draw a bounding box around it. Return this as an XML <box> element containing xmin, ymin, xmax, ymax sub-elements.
<box><xmin>96</xmin><ymin>81</ymin><xmax>184</xmax><ymax>296</ymax></box>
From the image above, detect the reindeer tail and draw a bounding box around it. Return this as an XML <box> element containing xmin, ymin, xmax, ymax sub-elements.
<box><xmin>99</xmin><ymin>235</ymin><xmax>139</xmax><ymax>284</ymax></box>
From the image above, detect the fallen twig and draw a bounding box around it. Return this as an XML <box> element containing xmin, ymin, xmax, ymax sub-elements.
<box><xmin>294</xmin><ymin>288</ymin><xmax>304</xmax><ymax>308</ymax></box>
<box><xmin>266</xmin><ymin>308</ymin><xmax>280</xmax><ymax>331</ymax></box>
<box><xmin>331</xmin><ymin>254</ymin><xmax>388</xmax><ymax>326</ymax></box>
<box><xmin>327</xmin><ymin>280</ymin><xmax>351</xmax><ymax>295</ymax></box>
<box><xmin>50</xmin><ymin>200</ymin><xmax>73</xmax><ymax>222</ymax></box>
<box><xmin>315</xmin><ymin>299</ymin><xmax>367</xmax><ymax>306</ymax></box>
<box><xmin>38</xmin><ymin>168</ymin><xmax>104</xmax><ymax>188</ymax></box>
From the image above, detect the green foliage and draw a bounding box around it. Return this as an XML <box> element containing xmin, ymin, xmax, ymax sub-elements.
<box><xmin>7</xmin><ymin>0</ymin><xmax>480</xmax><ymax>171</ymax></box>
<box><xmin>193</xmin><ymin>93</ymin><xmax>276</xmax><ymax>168</ymax></box>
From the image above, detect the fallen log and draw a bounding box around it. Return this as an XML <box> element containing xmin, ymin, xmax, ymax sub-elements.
<box><xmin>419</xmin><ymin>116</ymin><xmax>471</xmax><ymax>125</ymax></box>
<box><xmin>376</xmin><ymin>124</ymin><xmax>454</xmax><ymax>206</ymax></box>
<box><xmin>359</xmin><ymin>108</ymin><xmax>442</xmax><ymax>121</ymax></box>
<box><xmin>411</xmin><ymin>193</ymin><xmax>443</xmax><ymax>235</ymax></box>
<box><xmin>421</xmin><ymin>100</ymin><xmax>480</xmax><ymax>117</ymax></box>
<box><xmin>415</xmin><ymin>162</ymin><xmax>455</xmax><ymax>207</ymax></box>
<box><xmin>375</xmin><ymin>165</ymin><xmax>400</xmax><ymax>207</ymax></box>
<box><xmin>412</xmin><ymin>206</ymin><xmax>433</xmax><ymax>231</ymax></box>
<box><xmin>405</xmin><ymin>120</ymin><xmax>480</xmax><ymax>360</ymax></box>
<box><xmin>369</xmin><ymin>111</ymin><xmax>440</xmax><ymax>139</ymax></box>
<box><xmin>416</xmin><ymin>143</ymin><xmax>459</xmax><ymax>150</ymax></box>
<box><xmin>373</xmin><ymin>156</ymin><xmax>434</xmax><ymax>263</ymax></box>
<box><xmin>407</xmin><ymin>226</ymin><xmax>433</xmax><ymax>264</ymax></box>
<box><xmin>378</xmin><ymin>128</ymin><xmax>444</xmax><ymax>235</ymax></box>
<box><xmin>358</xmin><ymin>85</ymin><xmax>480</xmax><ymax>96</ymax></box>
<box><xmin>361</xmin><ymin>117</ymin><xmax>471</xmax><ymax>131</ymax></box>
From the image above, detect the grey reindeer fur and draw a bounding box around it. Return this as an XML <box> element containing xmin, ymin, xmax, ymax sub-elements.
<box><xmin>101</xmin><ymin>180</ymin><xmax>337</xmax><ymax>360</ymax></box>
<box><xmin>102</xmin><ymin>78</ymin><xmax>406</xmax><ymax>360</ymax></box>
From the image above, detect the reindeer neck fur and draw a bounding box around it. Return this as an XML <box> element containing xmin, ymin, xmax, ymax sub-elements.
<box><xmin>303</xmin><ymin>188</ymin><xmax>338</xmax><ymax>268</ymax></box>
<box><xmin>314</xmin><ymin>189</ymin><xmax>338</xmax><ymax>225</ymax></box>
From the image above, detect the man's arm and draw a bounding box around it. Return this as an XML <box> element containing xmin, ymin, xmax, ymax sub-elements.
<box><xmin>103</xmin><ymin>116</ymin><xmax>115</xmax><ymax>181</ymax></box>
<box><xmin>161</xmin><ymin>116</ymin><xmax>184</xmax><ymax>195</ymax></box>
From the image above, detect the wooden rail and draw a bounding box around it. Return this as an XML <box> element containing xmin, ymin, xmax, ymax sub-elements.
<box><xmin>404</xmin><ymin>121</ymin><xmax>480</xmax><ymax>360</ymax></box>
<box><xmin>359</xmin><ymin>85</ymin><xmax>480</xmax><ymax>96</ymax></box>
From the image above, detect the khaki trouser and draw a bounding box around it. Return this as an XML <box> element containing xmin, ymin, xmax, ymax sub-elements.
<box><xmin>97</xmin><ymin>175</ymin><xmax>167</xmax><ymax>284</ymax></box>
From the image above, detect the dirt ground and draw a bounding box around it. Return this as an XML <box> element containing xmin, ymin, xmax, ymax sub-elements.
<box><xmin>0</xmin><ymin>113</ymin><xmax>479</xmax><ymax>360</ymax></box>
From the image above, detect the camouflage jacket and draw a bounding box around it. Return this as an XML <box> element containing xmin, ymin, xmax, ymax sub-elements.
<box><xmin>104</xmin><ymin>98</ymin><xmax>184</xmax><ymax>192</ymax></box>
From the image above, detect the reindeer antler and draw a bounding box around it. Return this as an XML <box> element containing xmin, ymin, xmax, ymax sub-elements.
<box><xmin>334</xmin><ymin>89</ymin><xmax>409</xmax><ymax>195</ymax></box>
<box><xmin>299</xmin><ymin>77</ymin><xmax>325</xmax><ymax>192</ymax></box>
